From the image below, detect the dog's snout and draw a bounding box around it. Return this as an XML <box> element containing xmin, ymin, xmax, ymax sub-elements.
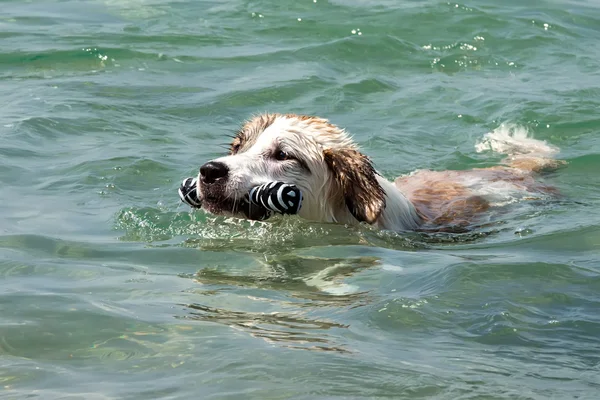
<box><xmin>200</xmin><ymin>161</ymin><xmax>229</xmax><ymax>184</ymax></box>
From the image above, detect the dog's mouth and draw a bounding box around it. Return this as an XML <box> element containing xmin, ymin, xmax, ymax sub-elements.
<box><xmin>201</xmin><ymin>193</ymin><xmax>271</xmax><ymax>221</ymax></box>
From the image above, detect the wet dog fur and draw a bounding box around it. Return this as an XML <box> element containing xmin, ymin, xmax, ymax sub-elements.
<box><xmin>196</xmin><ymin>113</ymin><xmax>563</xmax><ymax>232</ymax></box>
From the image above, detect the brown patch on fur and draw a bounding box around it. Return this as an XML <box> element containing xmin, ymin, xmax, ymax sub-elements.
<box><xmin>287</xmin><ymin>114</ymin><xmax>317</xmax><ymax>121</ymax></box>
<box><xmin>506</xmin><ymin>155</ymin><xmax>567</xmax><ymax>173</ymax></box>
<box><xmin>324</xmin><ymin>148</ymin><xmax>385</xmax><ymax>224</ymax></box>
<box><xmin>230</xmin><ymin>113</ymin><xmax>352</xmax><ymax>157</ymax></box>
<box><xmin>404</xmin><ymin>180</ymin><xmax>489</xmax><ymax>228</ymax></box>
<box><xmin>285</xmin><ymin>114</ymin><xmax>335</xmax><ymax>128</ymax></box>
<box><xmin>230</xmin><ymin>113</ymin><xmax>278</xmax><ymax>154</ymax></box>
<box><xmin>432</xmin><ymin>195</ymin><xmax>490</xmax><ymax>228</ymax></box>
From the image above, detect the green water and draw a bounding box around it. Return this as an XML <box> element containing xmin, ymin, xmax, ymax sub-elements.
<box><xmin>2</xmin><ymin>0</ymin><xmax>600</xmax><ymax>398</ymax></box>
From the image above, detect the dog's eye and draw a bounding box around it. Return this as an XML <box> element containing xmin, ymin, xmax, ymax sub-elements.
<box><xmin>231</xmin><ymin>144</ymin><xmax>241</xmax><ymax>154</ymax></box>
<box><xmin>274</xmin><ymin>150</ymin><xmax>290</xmax><ymax>161</ymax></box>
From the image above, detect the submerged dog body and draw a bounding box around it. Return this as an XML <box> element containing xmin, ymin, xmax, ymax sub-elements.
<box><xmin>196</xmin><ymin>113</ymin><xmax>561</xmax><ymax>231</ymax></box>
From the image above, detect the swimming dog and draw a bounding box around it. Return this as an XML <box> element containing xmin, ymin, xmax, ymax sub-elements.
<box><xmin>195</xmin><ymin>113</ymin><xmax>562</xmax><ymax>231</ymax></box>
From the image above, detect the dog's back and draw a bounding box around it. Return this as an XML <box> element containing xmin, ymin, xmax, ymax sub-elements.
<box><xmin>395</xmin><ymin>125</ymin><xmax>563</xmax><ymax>230</ymax></box>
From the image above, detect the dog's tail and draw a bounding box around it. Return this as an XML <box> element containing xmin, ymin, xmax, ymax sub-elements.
<box><xmin>475</xmin><ymin>124</ymin><xmax>564</xmax><ymax>172</ymax></box>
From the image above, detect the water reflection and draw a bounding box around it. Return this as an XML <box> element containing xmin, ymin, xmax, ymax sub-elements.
<box><xmin>194</xmin><ymin>254</ymin><xmax>379</xmax><ymax>299</ymax></box>
<box><xmin>179</xmin><ymin>303</ymin><xmax>350</xmax><ymax>353</ymax></box>
<box><xmin>177</xmin><ymin>253</ymin><xmax>383</xmax><ymax>352</ymax></box>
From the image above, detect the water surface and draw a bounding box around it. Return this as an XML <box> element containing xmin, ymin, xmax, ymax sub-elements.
<box><xmin>1</xmin><ymin>0</ymin><xmax>600</xmax><ymax>398</ymax></box>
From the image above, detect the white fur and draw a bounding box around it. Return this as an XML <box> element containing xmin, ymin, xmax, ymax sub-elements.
<box><xmin>373</xmin><ymin>177</ymin><xmax>421</xmax><ymax>230</ymax></box>
<box><xmin>475</xmin><ymin>124</ymin><xmax>558</xmax><ymax>156</ymax></box>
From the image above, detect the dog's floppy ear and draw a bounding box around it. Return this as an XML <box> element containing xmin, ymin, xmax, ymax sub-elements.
<box><xmin>323</xmin><ymin>148</ymin><xmax>386</xmax><ymax>224</ymax></box>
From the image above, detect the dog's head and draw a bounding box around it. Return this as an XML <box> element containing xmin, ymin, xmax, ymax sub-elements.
<box><xmin>197</xmin><ymin>113</ymin><xmax>386</xmax><ymax>224</ymax></box>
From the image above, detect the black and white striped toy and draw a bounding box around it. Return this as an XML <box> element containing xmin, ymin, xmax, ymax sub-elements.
<box><xmin>178</xmin><ymin>177</ymin><xmax>202</xmax><ymax>209</ymax></box>
<box><xmin>178</xmin><ymin>177</ymin><xmax>302</xmax><ymax>220</ymax></box>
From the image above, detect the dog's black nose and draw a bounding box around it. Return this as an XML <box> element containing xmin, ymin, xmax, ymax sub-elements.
<box><xmin>200</xmin><ymin>161</ymin><xmax>229</xmax><ymax>184</ymax></box>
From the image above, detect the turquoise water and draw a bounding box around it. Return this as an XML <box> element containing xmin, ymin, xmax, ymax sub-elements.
<box><xmin>2</xmin><ymin>0</ymin><xmax>600</xmax><ymax>398</ymax></box>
